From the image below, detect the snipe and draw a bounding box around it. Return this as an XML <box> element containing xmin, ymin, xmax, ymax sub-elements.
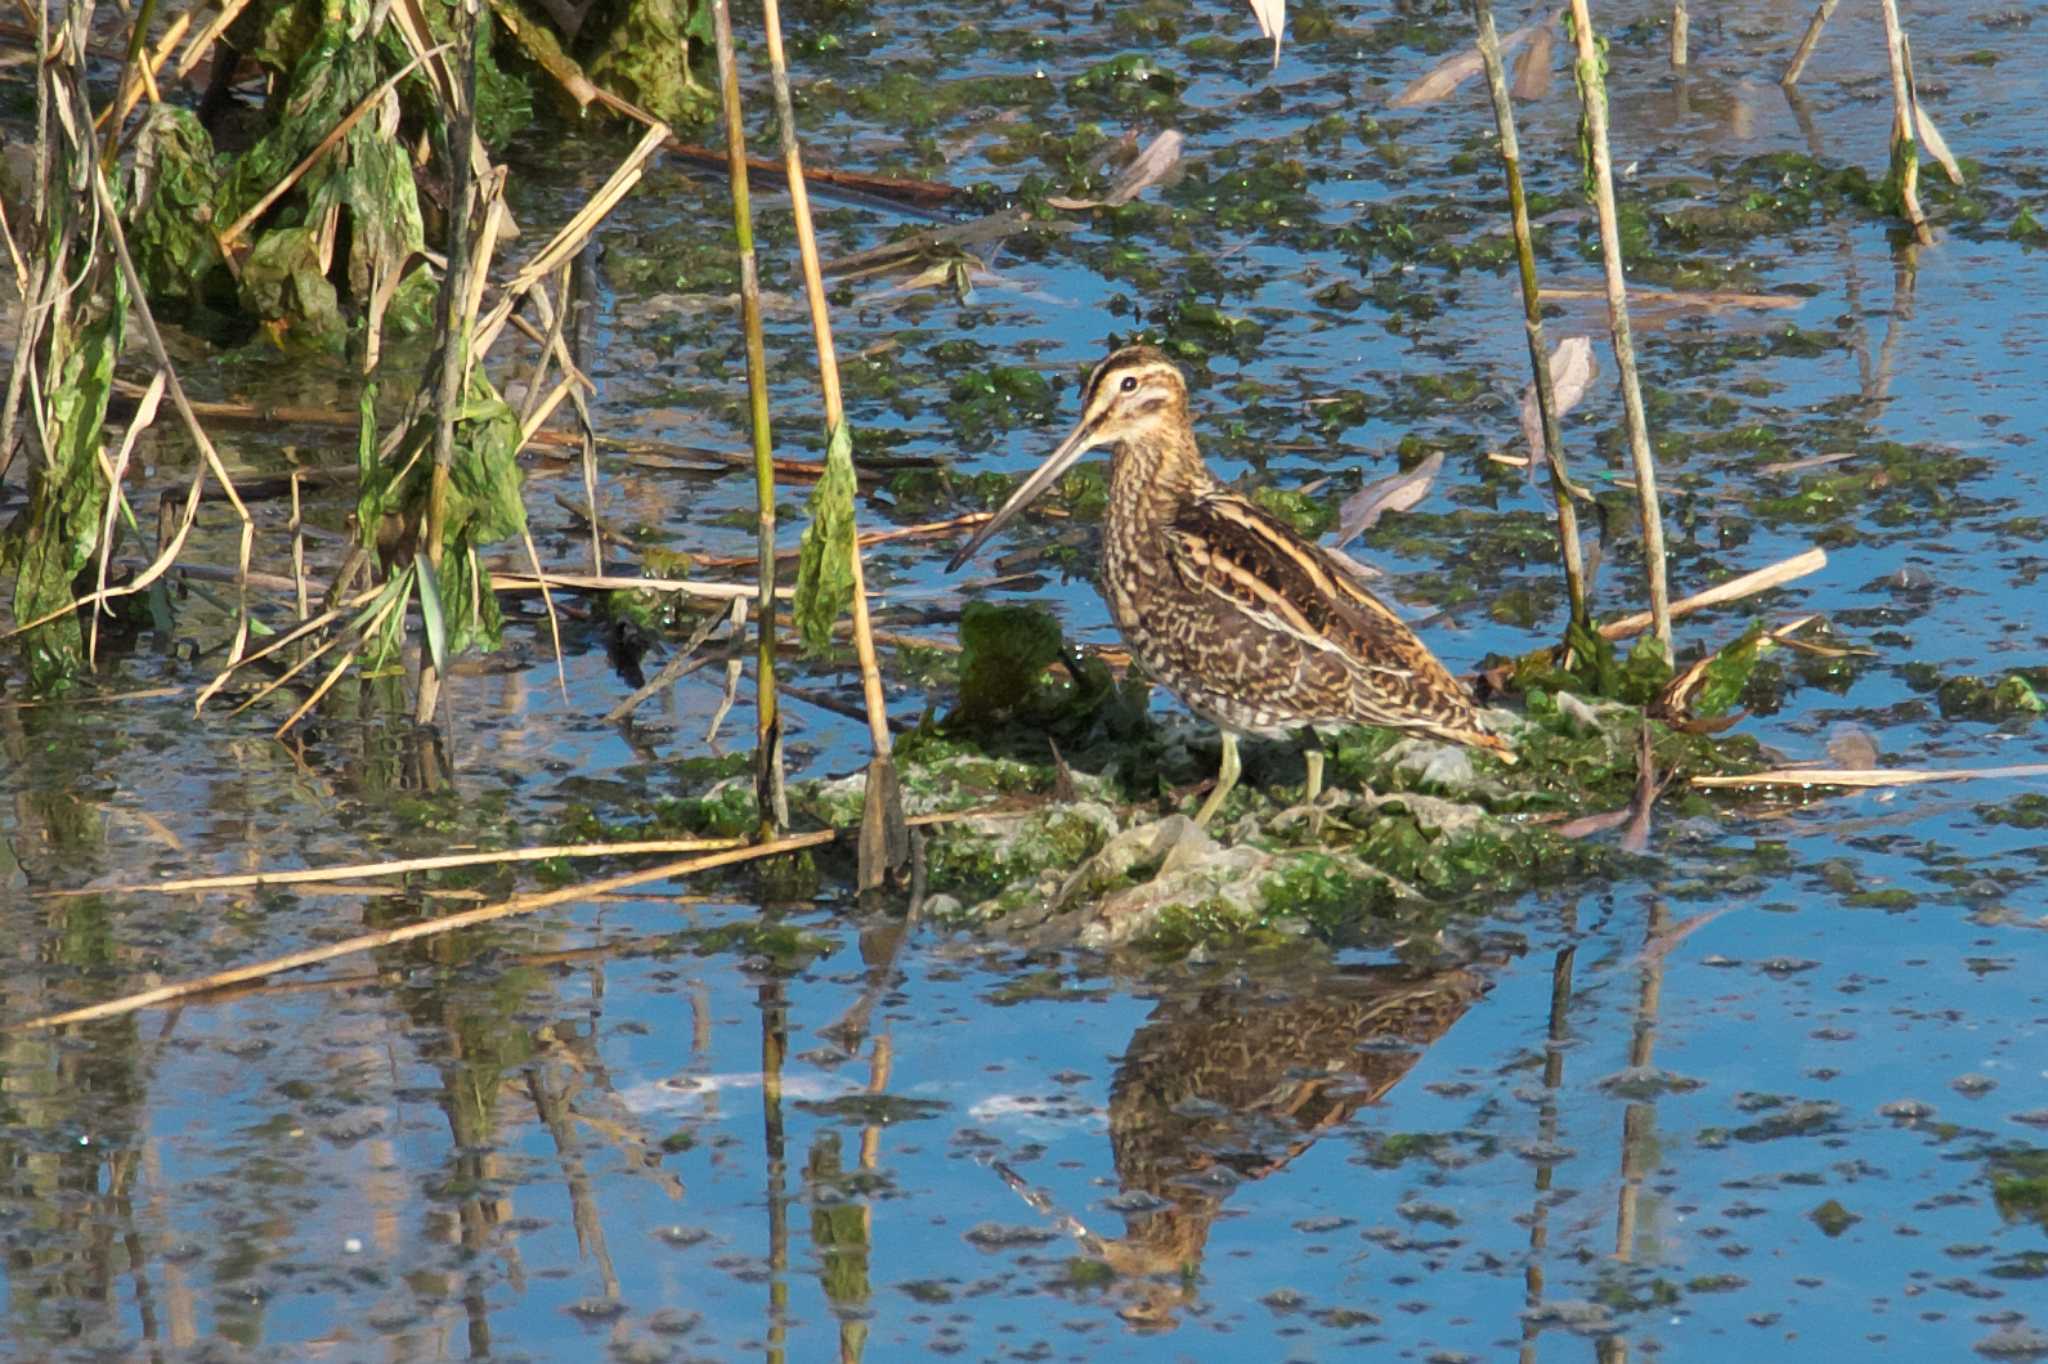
<box><xmin>947</xmin><ymin>345</ymin><xmax>1512</xmax><ymax>828</ymax></box>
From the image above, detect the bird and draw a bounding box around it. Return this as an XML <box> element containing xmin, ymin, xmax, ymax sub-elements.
<box><xmin>946</xmin><ymin>344</ymin><xmax>1513</xmax><ymax>829</ymax></box>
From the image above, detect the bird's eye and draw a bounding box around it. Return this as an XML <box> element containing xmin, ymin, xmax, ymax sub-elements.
<box><xmin>1120</xmin><ymin>375</ymin><xmax>1138</xmax><ymax>393</ymax></box>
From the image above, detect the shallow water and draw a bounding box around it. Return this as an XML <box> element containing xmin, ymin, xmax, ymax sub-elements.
<box><xmin>4</xmin><ymin>1</ymin><xmax>2048</xmax><ymax>1360</ymax></box>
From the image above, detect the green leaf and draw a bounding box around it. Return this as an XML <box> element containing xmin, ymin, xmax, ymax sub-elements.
<box><xmin>416</xmin><ymin>554</ymin><xmax>448</xmax><ymax>676</ymax></box>
<box><xmin>1618</xmin><ymin>634</ymin><xmax>1673</xmax><ymax>706</ymax></box>
<box><xmin>792</xmin><ymin>422</ymin><xmax>859</xmax><ymax>656</ymax></box>
<box><xmin>1696</xmin><ymin>621</ymin><xmax>1768</xmax><ymax>718</ymax></box>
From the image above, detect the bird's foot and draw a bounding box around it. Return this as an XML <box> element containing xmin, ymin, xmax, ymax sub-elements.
<box><xmin>1272</xmin><ymin>792</ymin><xmax>1343</xmax><ymax>840</ymax></box>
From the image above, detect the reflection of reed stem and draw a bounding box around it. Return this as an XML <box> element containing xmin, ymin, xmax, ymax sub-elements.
<box><xmin>1470</xmin><ymin>0</ymin><xmax>1588</xmax><ymax>630</ymax></box>
<box><xmin>1518</xmin><ymin>945</ymin><xmax>1576</xmax><ymax>1364</ymax></box>
<box><xmin>1614</xmin><ymin>900</ymin><xmax>1668</xmax><ymax>1265</ymax></box>
<box><xmin>1567</xmin><ymin>0</ymin><xmax>1672</xmax><ymax>651</ymax></box>
<box><xmin>761</xmin><ymin>979</ymin><xmax>790</xmax><ymax>1364</ymax></box>
<box><xmin>711</xmin><ymin>0</ymin><xmax>789</xmax><ymax>835</ymax></box>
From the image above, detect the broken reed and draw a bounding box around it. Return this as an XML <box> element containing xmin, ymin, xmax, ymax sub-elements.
<box><xmin>711</xmin><ymin>0</ymin><xmax>789</xmax><ymax>837</ymax></box>
<box><xmin>1468</xmin><ymin>0</ymin><xmax>1587</xmax><ymax>631</ymax></box>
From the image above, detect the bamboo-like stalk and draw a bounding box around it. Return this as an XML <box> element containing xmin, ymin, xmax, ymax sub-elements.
<box><xmin>1780</xmin><ymin>0</ymin><xmax>1839</xmax><ymax>86</ymax></box>
<box><xmin>1670</xmin><ymin>0</ymin><xmax>1687</xmax><ymax>67</ymax></box>
<box><xmin>1878</xmin><ymin>0</ymin><xmax>1934</xmax><ymax>246</ymax></box>
<box><xmin>1597</xmin><ymin>546</ymin><xmax>1825</xmax><ymax>641</ymax></box>
<box><xmin>1567</xmin><ymin>0</ymin><xmax>1672</xmax><ymax>652</ymax></box>
<box><xmin>1470</xmin><ymin>0</ymin><xmax>1587</xmax><ymax>630</ymax></box>
<box><xmin>416</xmin><ymin>2</ymin><xmax>482</xmax><ymax>727</ymax></box>
<box><xmin>713</xmin><ymin>0</ymin><xmax>788</xmax><ymax>838</ymax></box>
<box><xmin>758</xmin><ymin>0</ymin><xmax>905</xmax><ymax>887</ymax></box>
<box><xmin>8</xmin><ymin>830</ymin><xmax>840</xmax><ymax>1031</ymax></box>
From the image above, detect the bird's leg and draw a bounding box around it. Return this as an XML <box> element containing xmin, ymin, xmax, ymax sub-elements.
<box><xmin>1194</xmin><ymin>730</ymin><xmax>1241</xmax><ymax>829</ymax></box>
<box><xmin>1304</xmin><ymin>749</ymin><xmax>1325</xmax><ymax>807</ymax></box>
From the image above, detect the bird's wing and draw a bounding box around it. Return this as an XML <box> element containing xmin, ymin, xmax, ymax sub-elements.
<box><xmin>1163</xmin><ymin>491</ymin><xmax>1425</xmax><ymax>679</ymax></box>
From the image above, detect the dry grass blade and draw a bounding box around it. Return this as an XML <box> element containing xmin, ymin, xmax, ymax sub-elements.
<box><xmin>1047</xmin><ymin>130</ymin><xmax>1184</xmax><ymax>210</ymax></box>
<box><xmin>1914</xmin><ymin>105</ymin><xmax>1964</xmax><ymax>186</ymax></box>
<box><xmin>1334</xmin><ymin>450</ymin><xmax>1442</xmax><ymax>546</ymax></box>
<box><xmin>602</xmin><ymin>601</ymin><xmax>726</xmax><ymax>723</ymax></box>
<box><xmin>91</xmin><ymin>369</ymin><xmax>165</xmax><ymax>665</ymax></box>
<box><xmin>45</xmin><ymin>836</ymin><xmax>749</xmax><ymax>897</ymax></box>
<box><xmin>1781</xmin><ymin>0</ymin><xmax>1839</xmax><ymax>87</ymax></box>
<box><xmin>1601</xmin><ymin>548</ymin><xmax>1826</xmax><ymax>641</ymax></box>
<box><xmin>1245</xmin><ymin>0</ymin><xmax>1285</xmax><ymax>66</ymax></box>
<box><xmin>1391</xmin><ymin>22</ymin><xmax>1535</xmax><ymax>108</ymax></box>
<box><xmin>8</xmin><ymin>831</ymin><xmax>839</xmax><ymax>1031</ymax></box>
<box><xmin>1694</xmin><ymin>764</ymin><xmax>2048</xmax><ymax>791</ymax></box>
<box><xmin>1519</xmin><ymin>335</ymin><xmax>1595</xmax><ymax>475</ymax></box>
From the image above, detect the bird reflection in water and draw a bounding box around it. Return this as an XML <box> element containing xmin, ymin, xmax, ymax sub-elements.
<box><xmin>1099</xmin><ymin>962</ymin><xmax>1490</xmax><ymax>1328</ymax></box>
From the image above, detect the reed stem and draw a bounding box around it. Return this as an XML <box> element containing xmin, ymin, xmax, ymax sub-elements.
<box><xmin>712</xmin><ymin>0</ymin><xmax>789</xmax><ymax>836</ymax></box>
<box><xmin>1470</xmin><ymin>0</ymin><xmax>1587</xmax><ymax>631</ymax></box>
<box><xmin>759</xmin><ymin>0</ymin><xmax>906</xmax><ymax>885</ymax></box>
<box><xmin>1878</xmin><ymin>0</ymin><xmax>1934</xmax><ymax>245</ymax></box>
<box><xmin>1567</xmin><ymin>0</ymin><xmax>1671</xmax><ymax>652</ymax></box>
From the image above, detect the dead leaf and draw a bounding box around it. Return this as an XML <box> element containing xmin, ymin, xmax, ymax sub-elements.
<box><xmin>1914</xmin><ymin>105</ymin><xmax>1964</xmax><ymax>186</ymax></box>
<box><xmin>1519</xmin><ymin>335</ymin><xmax>1598</xmax><ymax>478</ymax></box>
<box><xmin>1246</xmin><ymin>0</ymin><xmax>1285</xmax><ymax>66</ymax></box>
<box><xmin>1512</xmin><ymin>21</ymin><xmax>1555</xmax><ymax>100</ymax></box>
<box><xmin>1334</xmin><ymin>449</ymin><xmax>1443</xmax><ymax>547</ymax></box>
<box><xmin>1760</xmin><ymin>450</ymin><xmax>1857</xmax><ymax>477</ymax></box>
<box><xmin>1824</xmin><ymin>725</ymin><xmax>1880</xmax><ymax>770</ymax></box>
<box><xmin>1048</xmin><ymin>130</ymin><xmax>1185</xmax><ymax>211</ymax></box>
<box><xmin>1390</xmin><ymin>22</ymin><xmax>1536</xmax><ymax>108</ymax></box>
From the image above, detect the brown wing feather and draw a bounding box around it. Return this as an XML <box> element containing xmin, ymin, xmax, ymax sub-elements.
<box><xmin>1165</xmin><ymin>492</ymin><xmax>1512</xmax><ymax>754</ymax></box>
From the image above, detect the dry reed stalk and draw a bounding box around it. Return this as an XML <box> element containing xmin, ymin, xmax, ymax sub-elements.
<box><xmin>471</xmin><ymin>124</ymin><xmax>671</xmax><ymax>355</ymax></box>
<box><xmin>90</xmin><ymin>369</ymin><xmax>164</xmax><ymax>666</ymax></box>
<box><xmin>1470</xmin><ymin>0</ymin><xmax>1587</xmax><ymax>629</ymax></box>
<box><xmin>759</xmin><ymin>0</ymin><xmax>906</xmax><ymax>888</ymax></box>
<box><xmin>490</xmin><ymin>570</ymin><xmax>789</xmax><ymax>601</ymax></box>
<box><xmin>1781</xmin><ymin>0</ymin><xmax>1839</xmax><ymax>86</ymax></box>
<box><xmin>45</xmin><ymin>835</ymin><xmax>748</xmax><ymax>897</ymax></box>
<box><xmin>1567</xmin><ymin>0</ymin><xmax>1672</xmax><ymax>651</ymax></box>
<box><xmin>1598</xmin><ymin>547</ymin><xmax>1825</xmax><ymax>641</ymax></box>
<box><xmin>9</xmin><ymin>830</ymin><xmax>840</xmax><ymax>1031</ymax></box>
<box><xmin>1694</xmin><ymin>764</ymin><xmax>2048</xmax><ymax>791</ymax></box>
<box><xmin>1878</xmin><ymin>0</ymin><xmax>1934</xmax><ymax>245</ymax></box>
<box><xmin>1539</xmin><ymin>285</ymin><xmax>1804</xmax><ymax>310</ymax></box>
<box><xmin>216</xmin><ymin>46</ymin><xmax>443</xmax><ymax>254</ymax></box>
<box><xmin>713</xmin><ymin>0</ymin><xmax>788</xmax><ymax>835</ymax></box>
<box><xmin>415</xmin><ymin>1</ymin><xmax>482</xmax><ymax>729</ymax></box>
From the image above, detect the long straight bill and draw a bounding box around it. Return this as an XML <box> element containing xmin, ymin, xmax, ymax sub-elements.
<box><xmin>944</xmin><ymin>416</ymin><xmax>1102</xmax><ymax>571</ymax></box>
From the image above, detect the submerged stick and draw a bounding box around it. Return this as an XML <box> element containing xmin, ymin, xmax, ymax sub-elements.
<box><xmin>1471</xmin><ymin>0</ymin><xmax>1587</xmax><ymax>630</ymax></box>
<box><xmin>713</xmin><ymin>0</ymin><xmax>788</xmax><ymax>837</ymax></box>
<box><xmin>759</xmin><ymin>0</ymin><xmax>906</xmax><ymax>889</ymax></box>
<box><xmin>1567</xmin><ymin>0</ymin><xmax>1671</xmax><ymax>651</ymax></box>
<box><xmin>1781</xmin><ymin>0</ymin><xmax>1839</xmax><ymax>86</ymax></box>
<box><xmin>9</xmin><ymin>830</ymin><xmax>840</xmax><ymax>1031</ymax></box>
